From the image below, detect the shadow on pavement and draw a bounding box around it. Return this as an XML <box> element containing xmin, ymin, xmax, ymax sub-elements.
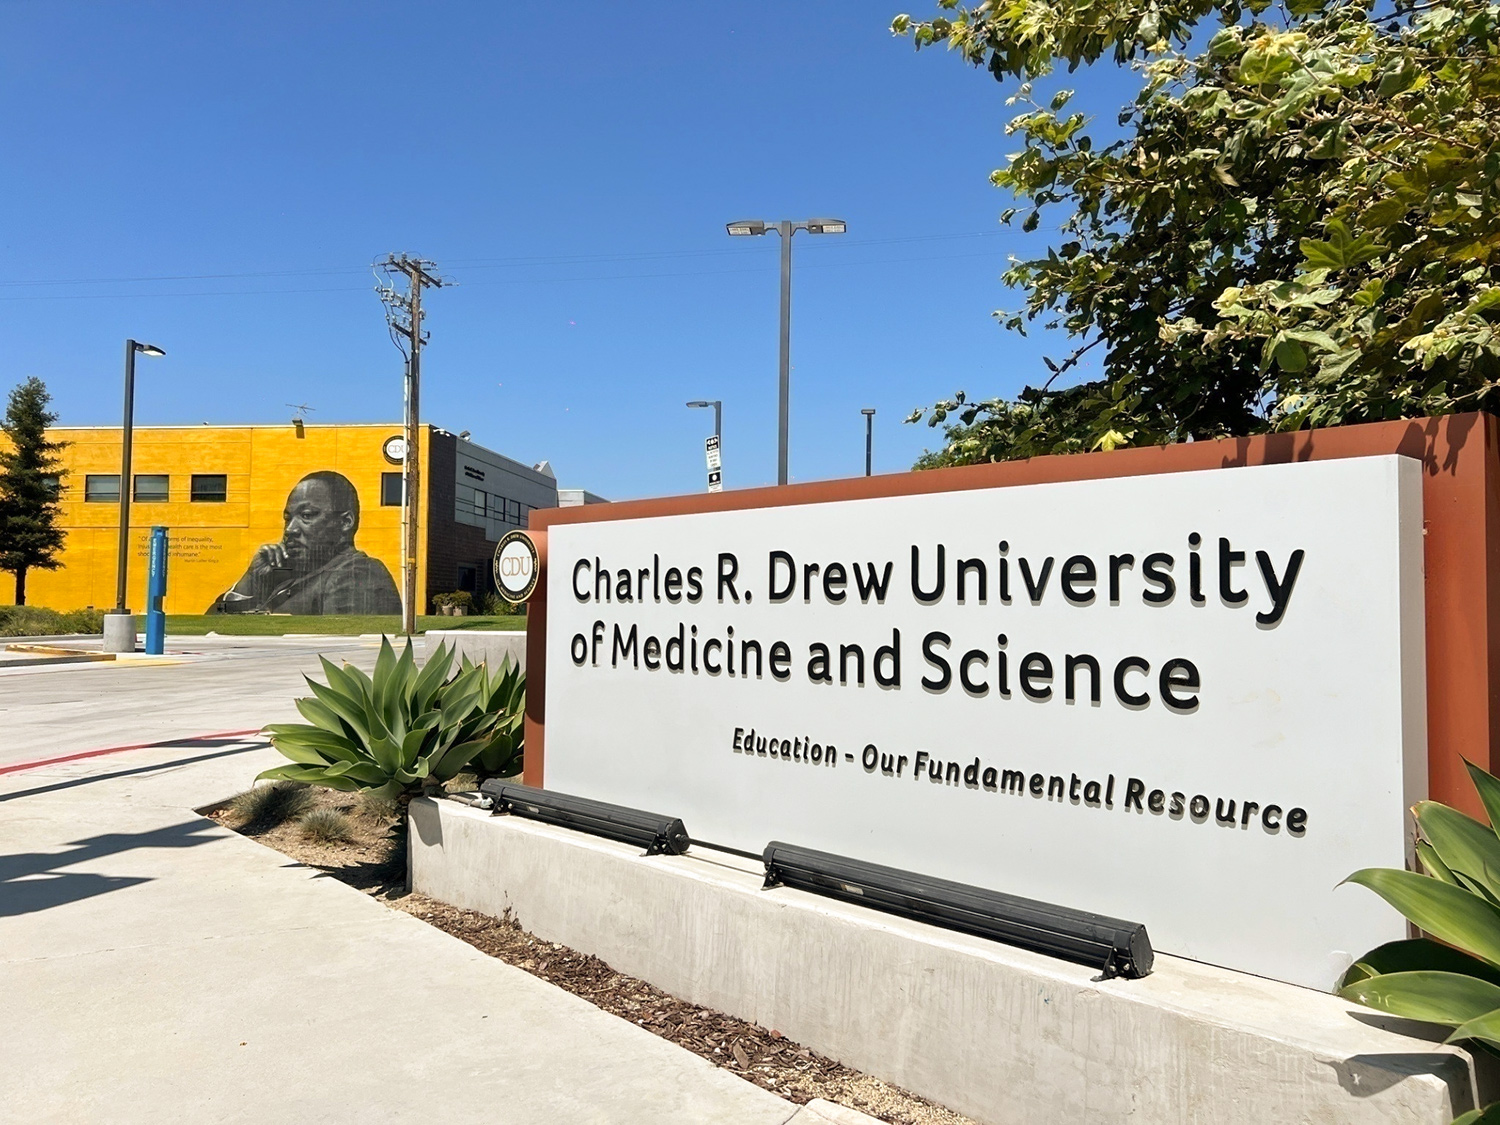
<box><xmin>0</xmin><ymin>817</ymin><xmax>223</xmax><ymax>917</ymax></box>
<box><xmin>0</xmin><ymin>741</ymin><xmax>268</xmax><ymax>804</ymax></box>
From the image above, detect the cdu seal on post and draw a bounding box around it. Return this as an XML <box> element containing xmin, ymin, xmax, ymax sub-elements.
<box><xmin>493</xmin><ymin>529</ymin><xmax>540</xmax><ymax>604</ymax></box>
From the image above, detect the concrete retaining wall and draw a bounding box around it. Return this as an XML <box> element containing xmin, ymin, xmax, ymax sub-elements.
<box><xmin>424</xmin><ymin>629</ymin><xmax>525</xmax><ymax>671</ymax></box>
<box><xmin>410</xmin><ymin>798</ymin><xmax>1493</xmax><ymax>1125</ymax></box>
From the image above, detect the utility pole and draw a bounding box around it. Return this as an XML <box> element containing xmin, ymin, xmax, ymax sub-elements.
<box><xmin>376</xmin><ymin>254</ymin><xmax>444</xmax><ymax>636</ymax></box>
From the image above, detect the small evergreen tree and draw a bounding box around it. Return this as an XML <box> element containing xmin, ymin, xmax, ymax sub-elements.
<box><xmin>0</xmin><ymin>378</ymin><xmax>68</xmax><ymax>605</ymax></box>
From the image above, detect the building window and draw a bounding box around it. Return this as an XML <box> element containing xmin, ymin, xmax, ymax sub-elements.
<box><xmin>132</xmin><ymin>474</ymin><xmax>169</xmax><ymax>502</ymax></box>
<box><xmin>84</xmin><ymin>474</ymin><xmax>120</xmax><ymax>503</ymax></box>
<box><xmin>457</xmin><ymin>565</ymin><xmax>477</xmax><ymax>593</ymax></box>
<box><xmin>381</xmin><ymin>472</ymin><xmax>403</xmax><ymax>506</ymax></box>
<box><xmin>190</xmin><ymin>474</ymin><xmax>228</xmax><ymax>502</ymax></box>
<box><xmin>41</xmin><ymin>475</ymin><xmax>60</xmax><ymax>495</ymax></box>
<box><xmin>508</xmin><ymin>498</ymin><xmax>522</xmax><ymax>524</ymax></box>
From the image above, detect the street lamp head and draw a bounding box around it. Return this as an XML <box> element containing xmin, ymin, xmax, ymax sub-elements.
<box><xmin>134</xmin><ymin>343</ymin><xmax>166</xmax><ymax>357</ymax></box>
<box><xmin>861</xmin><ymin>407</ymin><xmax>876</xmax><ymax>416</ymax></box>
<box><xmin>686</xmin><ymin>400</ymin><xmax>712</xmax><ymax>408</ymax></box>
<box><xmin>805</xmin><ymin>218</ymin><xmax>847</xmax><ymax>235</ymax></box>
<box><xmin>726</xmin><ymin>219</ymin><xmax>767</xmax><ymax>237</ymax></box>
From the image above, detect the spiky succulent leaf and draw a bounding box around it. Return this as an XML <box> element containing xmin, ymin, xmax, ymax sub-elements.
<box><xmin>1345</xmin><ymin>868</ymin><xmax>1500</xmax><ymax>967</ymax></box>
<box><xmin>1416</xmin><ymin>801</ymin><xmax>1500</xmax><ymax>903</ymax></box>
<box><xmin>1339</xmin><ymin>971</ymin><xmax>1500</xmax><ymax>1027</ymax></box>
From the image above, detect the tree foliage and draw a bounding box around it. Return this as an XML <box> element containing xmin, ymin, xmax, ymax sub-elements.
<box><xmin>896</xmin><ymin>0</ymin><xmax>1500</xmax><ymax>464</ymax></box>
<box><xmin>0</xmin><ymin>378</ymin><xmax>67</xmax><ymax>604</ymax></box>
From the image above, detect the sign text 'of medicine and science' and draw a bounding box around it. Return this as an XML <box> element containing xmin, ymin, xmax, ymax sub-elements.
<box><xmin>543</xmin><ymin>458</ymin><xmax>1427</xmax><ymax>990</ymax></box>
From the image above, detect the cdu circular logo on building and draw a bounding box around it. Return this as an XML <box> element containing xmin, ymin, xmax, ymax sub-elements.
<box><xmin>494</xmin><ymin>530</ymin><xmax>539</xmax><ymax>604</ymax></box>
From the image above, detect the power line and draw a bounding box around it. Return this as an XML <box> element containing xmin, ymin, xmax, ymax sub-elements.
<box><xmin>0</xmin><ymin>247</ymin><xmax>1027</xmax><ymax>303</ymax></box>
<box><xmin>0</xmin><ymin>229</ymin><xmax>1019</xmax><ymax>290</ymax></box>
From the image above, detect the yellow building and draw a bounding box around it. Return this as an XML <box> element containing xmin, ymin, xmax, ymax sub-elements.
<box><xmin>0</xmin><ymin>422</ymin><xmax>563</xmax><ymax>615</ymax></box>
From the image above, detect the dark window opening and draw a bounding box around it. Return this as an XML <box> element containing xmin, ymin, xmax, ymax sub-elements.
<box><xmin>381</xmin><ymin>472</ymin><xmax>403</xmax><ymax>506</ymax></box>
<box><xmin>457</xmin><ymin>565</ymin><xmax>478</xmax><ymax>593</ymax></box>
<box><xmin>85</xmin><ymin>474</ymin><xmax>120</xmax><ymax>503</ymax></box>
<box><xmin>190</xmin><ymin>474</ymin><xmax>227</xmax><ymax>503</ymax></box>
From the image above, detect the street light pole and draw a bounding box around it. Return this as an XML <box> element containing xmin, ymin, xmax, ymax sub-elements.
<box><xmin>862</xmin><ymin>408</ymin><xmax>876</xmax><ymax>477</ymax></box>
<box><xmin>687</xmin><ymin>399</ymin><xmax>721</xmax><ymax>442</ymax></box>
<box><xmin>114</xmin><ymin>340</ymin><xmax>165</xmax><ymax>614</ymax></box>
<box><xmin>726</xmin><ymin>217</ymin><xmax>846</xmax><ymax>485</ymax></box>
<box><xmin>114</xmin><ymin>340</ymin><xmax>138</xmax><ymax>615</ymax></box>
<box><xmin>106</xmin><ymin>339</ymin><xmax>164</xmax><ymax>654</ymax></box>
<box><xmin>777</xmin><ymin>221</ymin><xmax>793</xmax><ymax>487</ymax></box>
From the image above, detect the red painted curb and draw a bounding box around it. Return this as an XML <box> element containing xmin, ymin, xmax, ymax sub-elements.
<box><xmin>0</xmin><ymin>728</ymin><xmax>266</xmax><ymax>777</ymax></box>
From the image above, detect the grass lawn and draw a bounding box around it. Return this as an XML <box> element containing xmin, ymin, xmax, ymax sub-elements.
<box><xmin>164</xmin><ymin>614</ymin><xmax>527</xmax><ymax>636</ymax></box>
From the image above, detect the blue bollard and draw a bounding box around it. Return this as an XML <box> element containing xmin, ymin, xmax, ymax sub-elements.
<box><xmin>145</xmin><ymin>525</ymin><xmax>168</xmax><ymax>655</ymax></box>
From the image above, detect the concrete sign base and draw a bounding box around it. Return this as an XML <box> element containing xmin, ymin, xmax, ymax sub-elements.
<box><xmin>410</xmin><ymin>797</ymin><xmax>1494</xmax><ymax>1125</ymax></box>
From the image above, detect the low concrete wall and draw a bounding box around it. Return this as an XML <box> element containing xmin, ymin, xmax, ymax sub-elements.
<box><xmin>424</xmin><ymin>629</ymin><xmax>525</xmax><ymax>671</ymax></box>
<box><xmin>411</xmin><ymin>798</ymin><xmax>1492</xmax><ymax>1125</ymax></box>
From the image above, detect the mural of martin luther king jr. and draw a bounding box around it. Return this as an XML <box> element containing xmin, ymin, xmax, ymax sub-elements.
<box><xmin>208</xmin><ymin>471</ymin><xmax>401</xmax><ymax>614</ymax></box>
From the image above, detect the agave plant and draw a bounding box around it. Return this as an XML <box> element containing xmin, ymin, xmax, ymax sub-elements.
<box><xmin>258</xmin><ymin>637</ymin><xmax>524</xmax><ymax>799</ymax></box>
<box><xmin>1342</xmin><ymin>760</ymin><xmax>1500</xmax><ymax>1124</ymax></box>
<box><xmin>456</xmin><ymin>652</ymin><xmax>525</xmax><ymax>776</ymax></box>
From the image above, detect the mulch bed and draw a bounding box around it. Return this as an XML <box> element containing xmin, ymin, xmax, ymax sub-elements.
<box><xmin>205</xmin><ymin>787</ymin><xmax>975</xmax><ymax>1125</ymax></box>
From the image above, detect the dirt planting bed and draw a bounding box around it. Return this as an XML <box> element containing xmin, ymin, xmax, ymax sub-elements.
<box><xmin>204</xmin><ymin>786</ymin><xmax>975</xmax><ymax>1125</ymax></box>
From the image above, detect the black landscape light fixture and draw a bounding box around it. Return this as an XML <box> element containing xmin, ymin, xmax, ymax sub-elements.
<box><xmin>761</xmin><ymin>842</ymin><xmax>1154</xmax><ymax>979</ymax></box>
<box><xmin>725</xmin><ymin>215</ymin><xmax>847</xmax><ymax>485</ymax></box>
<box><xmin>479</xmin><ymin>780</ymin><xmax>691</xmax><ymax>856</ymax></box>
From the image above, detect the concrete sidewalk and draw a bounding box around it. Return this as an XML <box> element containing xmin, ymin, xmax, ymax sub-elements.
<box><xmin>0</xmin><ymin>738</ymin><xmax>867</xmax><ymax>1124</ymax></box>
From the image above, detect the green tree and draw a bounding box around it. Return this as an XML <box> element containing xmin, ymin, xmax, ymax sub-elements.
<box><xmin>0</xmin><ymin>378</ymin><xmax>68</xmax><ymax>605</ymax></box>
<box><xmin>896</xmin><ymin>0</ymin><xmax>1500</xmax><ymax>464</ymax></box>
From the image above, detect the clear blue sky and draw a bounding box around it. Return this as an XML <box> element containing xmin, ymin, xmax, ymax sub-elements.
<box><xmin>0</xmin><ymin>1</ymin><xmax>1132</xmax><ymax>499</ymax></box>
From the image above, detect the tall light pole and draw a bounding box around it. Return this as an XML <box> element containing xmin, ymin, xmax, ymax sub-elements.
<box><xmin>861</xmin><ymin>407</ymin><xmax>875</xmax><ymax>477</ymax></box>
<box><xmin>686</xmin><ymin>399</ymin><xmax>721</xmax><ymax>442</ymax></box>
<box><xmin>106</xmin><ymin>340</ymin><xmax>165</xmax><ymax>653</ymax></box>
<box><xmin>726</xmin><ymin>218</ymin><xmax>846</xmax><ymax>485</ymax></box>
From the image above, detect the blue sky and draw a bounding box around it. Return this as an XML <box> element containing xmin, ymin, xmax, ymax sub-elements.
<box><xmin>0</xmin><ymin>1</ymin><xmax>1135</xmax><ymax>499</ymax></box>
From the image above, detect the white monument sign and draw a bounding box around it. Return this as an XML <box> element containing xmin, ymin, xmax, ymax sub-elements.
<box><xmin>544</xmin><ymin>457</ymin><xmax>1427</xmax><ymax>989</ymax></box>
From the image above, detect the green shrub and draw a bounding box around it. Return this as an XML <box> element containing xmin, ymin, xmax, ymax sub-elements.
<box><xmin>431</xmin><ymin>591</ymin><xmax>474</xmax><ymax>612</ymax></box>
<box><xmin>0</xmin><ymin>605</ymin><xmax>105</xmax><ymax>637</ymax></box>
<box><xmin>474</xmin><ymin>591</ymin><xmax>523</xmax><ymax>617</ymax></box>
<box><xmin>258</xmin><ymin>636</ymin><xmax>525</xmax><ymax>799</ymax></box>
<box><xmin>298</xmin><ymin>807</ymin><xmax>356</xmax><ymax>844</ymax></box>
<box><xmin>228</xmin><ymin>782</ymin><xmax>315</xmax><ymax>832</ymax></box>
<box><xmin>1343</xmin><ymin>760</ymin><xmax>1500</xmax><ymax>1123</ymax></box>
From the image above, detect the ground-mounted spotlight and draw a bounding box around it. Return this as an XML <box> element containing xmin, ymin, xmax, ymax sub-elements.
<box><xmin>761</xmin><ymin>842</ymin><xmax>1153</xmax><ymax>979</ymax></box>
<box><xmin>479</xmin><ymin>781</ymin><xmax>691</xmax><ymax>856</ymax></box>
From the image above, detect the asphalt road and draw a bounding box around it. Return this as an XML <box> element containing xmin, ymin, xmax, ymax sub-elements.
<box><xmin>0</xmin><ymin>635</ymin><xmax>417</xmax><ymax>768</ymax></box>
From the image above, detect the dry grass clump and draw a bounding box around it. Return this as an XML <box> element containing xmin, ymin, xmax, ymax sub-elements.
<box><xmin>298</xmin><ymin>807</ymin><xmax>356</xmax><ymax>845</ymax></box>
<box><xmin>354</xmin><ymin>791</ymin><xmax>398</xmax><ymax>822</ymax></box>
<box><xmin>228</xmin><ymin>782</ymin><xmax>315</xmax><ymax>834</ymax></box>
